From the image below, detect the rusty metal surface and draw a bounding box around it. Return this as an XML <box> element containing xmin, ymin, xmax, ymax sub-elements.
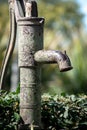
<box><xmin>19</xmin><ymin>67</ymin><xmax>41</xmax><ymax>125</ymax></box>
<box><xmin>18</xmin><ymin>17</ymin><xmax>44</xmax><ymax>25</ymax></box>
<box><xmin>18</xmin><ymin>18</ymin><xmax>44</xmax><ymax>67</ymax></box>
<box><xmin>34</xmin><ymin>50</ymin><xmax>73</xmax><ymax>72</ymax></box>
<box><xmin>18</xmin><ymin>124</ymin><xmax>41</xmax><ymax>130</ymax></box>
<box><xmin>18</xmin><ymin>16</ymin><xmax>44</xmax><ymax>127</ymax></box>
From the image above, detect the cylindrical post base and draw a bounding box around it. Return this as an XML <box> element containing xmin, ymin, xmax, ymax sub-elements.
<box><xmin>18</xmin><ymin>17</ymin><xmax>44</xmax><ymax>128</ymax></box>
<box><xmin>20</xmin><ymin>67</ymin><xmax>41</xmax><ymax>125</ymax></box>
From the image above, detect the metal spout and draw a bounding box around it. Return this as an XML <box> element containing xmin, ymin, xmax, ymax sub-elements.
<box><xmin>34</xmin><ymin>50</ymin><xmax>73</xmax><ymax>72</ymax></box>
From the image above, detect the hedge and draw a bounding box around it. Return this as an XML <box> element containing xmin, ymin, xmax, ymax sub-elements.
<box><xmin>0</xmin><ymin>91</ymin><xmax>87</xmax><ymax>130</ymax></box>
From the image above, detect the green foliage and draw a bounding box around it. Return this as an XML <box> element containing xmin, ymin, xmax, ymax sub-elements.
<box><xmin>0</xmin><ymin>3</ymin><xmax>9</xmax><ymax>40</ymax></box>
<box><xmin>38</xmin><ymin>0</ymin><xmax>83</xmax><ymax>35</ymax></box>
<box><xmin>0</xmin><ymin>91</ymin><xmax>87</xmax><ymax>130</ymax></box>
<box><xmin>0</xmin><ymin>3</ymin><xmax>9</xmax><ymax>67</ymax></box>
<box><xmin>42</xmin><ymin>93</ymin><xmax>87</xmax><ymax>130</ymax></box>
<box><xmin>0</xmin><ymin>91</ymin><xmax>20</xmax><ymax>130</ymax></box>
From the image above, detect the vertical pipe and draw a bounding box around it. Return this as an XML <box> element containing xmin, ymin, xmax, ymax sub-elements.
<box><xmin>18</xmin><ymin>17</ymin><xmax>44</xmax><ymax>129</ymax></box>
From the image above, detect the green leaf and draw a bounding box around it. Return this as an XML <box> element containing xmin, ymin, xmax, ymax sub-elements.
<box><xmin>64</xmin><ymin>106</ymin><xmax>69</xmax><ymax>118</ymax></box>
<box><xmin>14</xmin><ymin>112</ymin><xmax>20</xmax><ymax>122</ymax></box>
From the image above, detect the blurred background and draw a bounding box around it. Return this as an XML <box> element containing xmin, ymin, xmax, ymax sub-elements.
<box><xmin>0</xmin><ymin>0</ymin><xmax>87</xmax><ymax>94</ymax></box>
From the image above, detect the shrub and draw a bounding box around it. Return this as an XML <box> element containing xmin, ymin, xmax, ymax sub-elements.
<box><xmin>41</xmin><ymin>94</ymin><xmax>87</xmax><ymax>130</ymax></box>
<box><xmin>0</xmin><ymin>91</ymin><xmax>19</xmax><ymax>130</ymax></box>
<box><xmin>0</xmin><ymin>91</ymin><xmax>87</xmax><ymax>130</ymax></box>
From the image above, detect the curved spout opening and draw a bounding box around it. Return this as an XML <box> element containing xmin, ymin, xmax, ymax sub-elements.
<box><xmin>56</xmin><ymin>51</ymin><xmax>73</xmax><ymax>72</ymax></box>
<box><xmin>34</xmin><ymin>50</ymin><xmax>73</xmax><ymax>72</ymax></box>
<box><xmin>58</xmin><ymin>59</ymin><xmax>72</xmax><ymax>72</ymax></box>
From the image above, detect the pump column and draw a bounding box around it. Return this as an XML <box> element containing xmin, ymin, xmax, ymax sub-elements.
<box><xmin>18</xmin><ymin>17</ymin><xmax>44</xmax><ymax>129</ymax></box>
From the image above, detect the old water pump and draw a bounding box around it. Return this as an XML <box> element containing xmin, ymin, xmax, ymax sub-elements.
<box><xmin>0</xmin><ymin>0</ymin><xmax>72</xmax><ymax>129</ymax></box>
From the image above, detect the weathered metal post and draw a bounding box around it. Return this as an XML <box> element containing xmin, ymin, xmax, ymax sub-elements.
<box><xmin>0</xmin><ymin>0</ymin><xmax>72</xmax><ymax>129</ymax></box>
<box><xmin>17</xmin><ymin>1</ymin><xmax>73</xmax><ymax>130</ymax></box>
<box><xmin>18</xmin><ymin>3</ymin><xmax>44</xmax><ymax>129</ymax></box>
